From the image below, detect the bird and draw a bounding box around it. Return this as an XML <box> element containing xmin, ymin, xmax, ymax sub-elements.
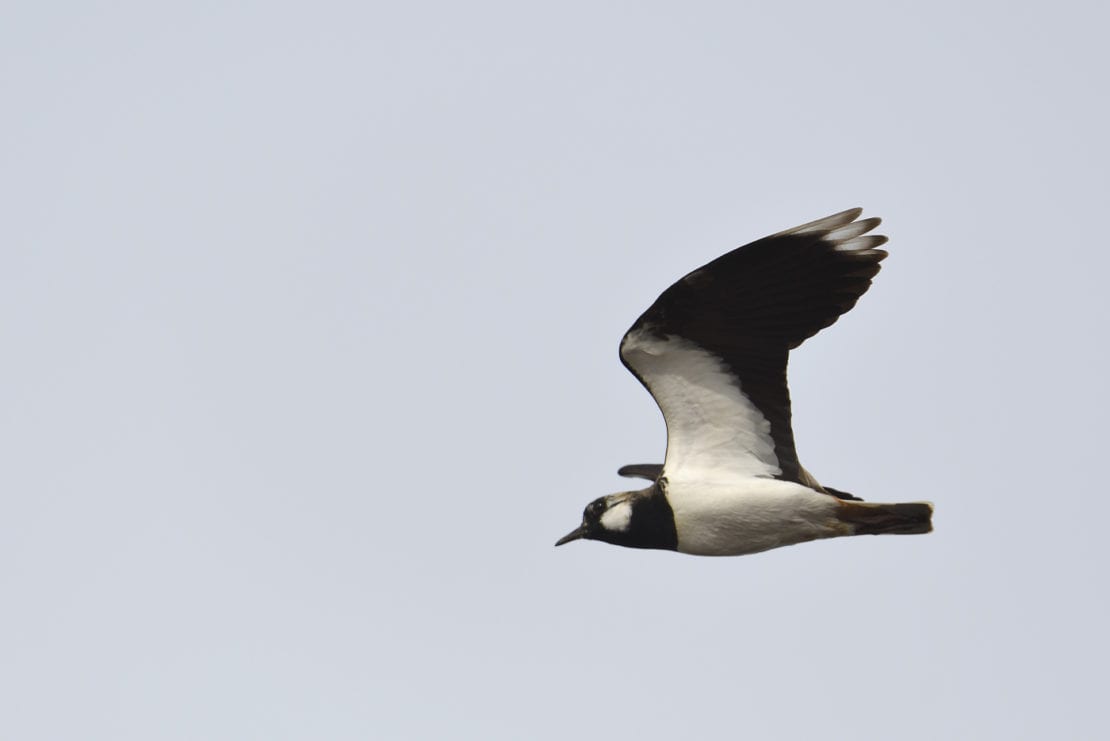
<box><xmin>555</xmin><ymin>208</ymin><xmax>932</xmax><ymax>557</ymax></box>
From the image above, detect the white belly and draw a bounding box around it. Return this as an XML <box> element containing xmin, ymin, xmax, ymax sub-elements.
<box><xmin>666</xmin><ymin>478</ymin><xmax>847</xmax><ymax>556</ymax></box>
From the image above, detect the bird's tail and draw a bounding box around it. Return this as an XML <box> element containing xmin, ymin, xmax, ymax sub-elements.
<box><xmin>836</xmin><ymin>501</ymin><xmax>933</xmax><ymax>535</ymax></box>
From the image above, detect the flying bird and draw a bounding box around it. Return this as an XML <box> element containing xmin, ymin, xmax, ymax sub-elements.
<box><xmin>556</xmin><ymin>208</ymin><xmax>932</xmax><ymax>557</ymax></box>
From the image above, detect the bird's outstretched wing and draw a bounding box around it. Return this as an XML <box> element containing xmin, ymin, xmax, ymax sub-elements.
<box><xmin>618</xmin><ymin>208</ymin><xmax>887</xmax><ymax>487</ymax></box>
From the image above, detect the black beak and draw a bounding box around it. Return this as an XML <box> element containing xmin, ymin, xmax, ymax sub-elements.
<box><xmin>555</xmin><ymin>525</ymin><xmax>586</xmax><ymax>547</ymax></box>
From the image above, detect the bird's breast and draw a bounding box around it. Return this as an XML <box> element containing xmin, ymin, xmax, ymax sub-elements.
<box><xmin>665</xmin><ymin>478</ymin><xmax>846</xmax><ymax>556</ymax></box>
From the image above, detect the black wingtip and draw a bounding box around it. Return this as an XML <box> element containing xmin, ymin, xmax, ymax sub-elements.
<box><xmin>823</xmin><ymin>486</ymin><xmax>863</xmax><ymax>502</ymax></box>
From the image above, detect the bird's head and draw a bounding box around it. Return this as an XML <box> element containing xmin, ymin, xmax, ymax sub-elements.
<box><xmin>555</xmin><ymin>487</ymin><xmax>677</xmax><ymax>551</ymax></box>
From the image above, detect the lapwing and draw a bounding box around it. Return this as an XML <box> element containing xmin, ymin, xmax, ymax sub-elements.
<box><xmin>556</xmin><ymin>208</ymin><xmax>932</xmax><ymax>556</ymax></box>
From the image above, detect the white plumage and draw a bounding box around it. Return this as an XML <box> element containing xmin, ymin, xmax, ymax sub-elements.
<box><xmin>619</xmin><ymin>330</ymin><xmax>780</xmax><ymax>481</ymax></box>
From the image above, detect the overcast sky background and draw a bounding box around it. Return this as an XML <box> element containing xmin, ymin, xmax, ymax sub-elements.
<box><xmin>3</xmin><ymin>2</ymin><xmax>1109</xmax><ymax>739</ymax></box>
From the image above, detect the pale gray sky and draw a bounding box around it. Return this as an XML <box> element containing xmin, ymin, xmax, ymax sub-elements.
<box><xmin>3</xmin><ymin>2</ymin><xmax>1109</xmax><ymax>739</ymax></box>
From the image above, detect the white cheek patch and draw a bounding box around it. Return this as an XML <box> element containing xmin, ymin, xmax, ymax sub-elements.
<box><xmin>600</xmin><ymin>501</ymin><xmax>633</xmax><ymax>532</ymax></box>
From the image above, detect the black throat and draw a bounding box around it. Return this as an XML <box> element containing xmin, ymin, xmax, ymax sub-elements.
<box><xmin>600</xmin><ymin>480</ymin><xmax>678</xmax><ymax>551</ymax></box>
